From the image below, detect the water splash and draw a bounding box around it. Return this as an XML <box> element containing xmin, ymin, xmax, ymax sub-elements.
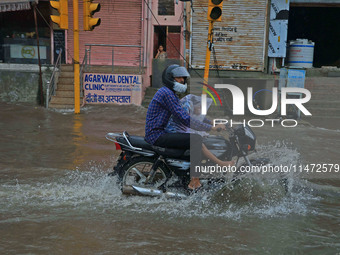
<box><xmin>0</xmin><ymin>170</ymin><xmax>318</xmax><ymax>222</ymax></box>
<box><xmin>1</xmin><ymin>141</ymin><xmax>338</xmax><ymax>222</ymax></box>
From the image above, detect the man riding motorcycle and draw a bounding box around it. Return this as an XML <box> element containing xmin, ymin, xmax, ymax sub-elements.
<box><xmin>144</xmin><ymin>64</ymin><xmax>234</xmax><ymax>190</ymax></box>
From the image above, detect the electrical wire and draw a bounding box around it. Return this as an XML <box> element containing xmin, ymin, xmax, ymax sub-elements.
<box><xmin>143</xmin><ymin>0</ymin><xmax>206</xmax><ymax>80</ymax></box>
<box><xmin>144</xmin><ymin>0</ymin><xmax>233</xmax><ymax>115</ymax></box>
<box><xmin>34</xmin><ymin>4</ymin><xmax>74</xmax><ymax>62</ymax></box>
<box><xmin>145</xmin><ymin>0</ymin><xmax>230</xmax><ymax>92</ymax></box>
<box><xmin>36</xmin><ymin>0</ymin><xmax>225</xmax><ymax>100</ymax></box>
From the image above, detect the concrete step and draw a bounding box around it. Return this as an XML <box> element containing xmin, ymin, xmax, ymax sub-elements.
<box><xmin>58</xmin><ymin>77</ymin><xmax>74</xmax><ymax>85</ymax></box>
<box><xmin>59</xmin><ymin>71</ymin><xmax>74</xmax><ymax>78</ymax></box>
<box><xmin>48</xmin><ymin>103</ymin><xmax>76</xmax><ymax>109</ymax></box>
<box><xmin>56</xmin><ymin>90</ymin><xmax>74</xmax><ymax>97</ymax></box>
<box><xmin>47</xmin><ymin>66</ymin><xmax>82</xmax><ymax>109</ymax></box>
<box><xmin>305</xmin><ymin>86</ymin><xmax>340</xmax><ymax>93</ymax></box>
<box><xmin>142</xmin><ymin>96</ymin><xmax>152</xmax><ymax>102</ymax></box>
<box><xmin>308</xmin><ymin>88</ymin><xmax>340</xmax><ymax>94</ymax></box>
<box><xmin>142</xmin><ymin>87</ymin><xmax>159</xmax><ymax>107</ymax></box>
<box><xmin>141</xmin><ymin>101</ymin><xmax>152</xmax><ymax>108</ymax></box>
<box><xmin>48</xmin><ymin>103</ymin><xmax>83</xmax><ymax>109</ymax></box>
<box><xmin>310</xmin><ymin>93</ymin><xmax>340</xmax><ymax>100</ymax></box>
<box><xmin>306</xmin><ymin>107</ymin><xmax>339</xmax><ymax>116</ymax></box>
<box><xmin>304</xmin><ymin>115</ymin><xmax>340</xmax><ymax>120</ymax></box>
<box><xmin>50</xmin><ymin>96</ymin><xmax>74</xmax><ymax>104</ymax></box>
<box><xmin>305</xmin><ymin>80</ymin><xmax>340</xmax><ymax>87</ymax></box>
<box><xmin>306</xmin><ymin>100</ymin><xmax>340</xmax><ymax>108</ymax></box>
<box><xmin>57</xmin><ymin>84</ymin><xmax>74</xmax><ymax>90</ymax></box>
<box><xmin>144</xmin><ymin>87</ymin><xmax>159</xmax><ymax>95</ymax></box>
<box><xmin>61</xmin><ymin>64</ymin><xmax>73</xmax><ymax>72</ymax></box>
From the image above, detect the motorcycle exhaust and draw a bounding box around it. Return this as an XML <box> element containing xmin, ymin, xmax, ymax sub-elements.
<box><xmin>121</xmin><ymin>185</ymin><xmax>141</xmax><ymax>196</ymax></box>
<box><xmin>122</xmin><ymin>185</ymin><xmax>187</xmax><ymax>199</ymax></box>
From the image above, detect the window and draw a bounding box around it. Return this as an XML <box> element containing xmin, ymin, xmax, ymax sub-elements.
<box><xmin>158</xmin><ymin>0</ymin><xmax>174</xmax><ymax>16</ymax></box>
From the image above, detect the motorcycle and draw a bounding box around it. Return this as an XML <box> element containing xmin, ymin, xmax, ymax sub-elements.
<box><xmin>106</xmin><ymin>124</ymin><xmax>287</xmax><ymax>198</ymax></box>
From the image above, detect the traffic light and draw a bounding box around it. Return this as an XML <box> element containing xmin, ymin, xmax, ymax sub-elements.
<box><xmin>84</xmin><ymin>0</ymin><xmax>101</xmax><ymax>31</ymax></box>
<box><xmin>207</xmin><ymin>0</ymin><xmax>223</xmax><ymax>22</ymax></box>
<box><xmin>50</xmin><ymin>0</ymin><xmax>68</xmax><ymax>29</ymax></box>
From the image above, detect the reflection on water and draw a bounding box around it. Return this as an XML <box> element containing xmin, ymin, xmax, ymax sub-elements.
<box><xmin>0</xmin><ymin>102</ymin><xmax>339</xmax><ymax>254</ymax></box>
<box><xmin>71</xmin><ymin>115</ymin><xmax>85</xmax><ymax>168</ymax></box>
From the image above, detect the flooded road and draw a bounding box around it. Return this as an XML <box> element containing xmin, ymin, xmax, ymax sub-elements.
<box><xmin>0</xmin><ymin>102</ymin><xmax>339</xmax><ymax>254</ymax></box>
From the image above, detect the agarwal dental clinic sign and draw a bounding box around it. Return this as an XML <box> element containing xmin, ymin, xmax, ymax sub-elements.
<box><xmin>83</xmin><ymin>73</ymin><xmax>142</xmax><ymax>105</ymax></box>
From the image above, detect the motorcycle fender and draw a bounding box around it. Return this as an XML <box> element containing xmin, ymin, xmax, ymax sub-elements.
<box><xmin>114</xmin><ymin>152</ymin><xmax>130</xmax><ymax>171</ymax></box>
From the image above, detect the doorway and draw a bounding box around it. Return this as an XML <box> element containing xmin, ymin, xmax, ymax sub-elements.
<box><xmin>288</xmin><ymin>7</ymin><xmax>340</xmax><ymax>67</ymax></box>
<box><xmin>154</xmin><ymin>26</ymin><xmax>167</xmax><ymax>58</ymax></box>
<box><xmin>153</xmin><ymin>25</ymin><xmax>181</xmax><ymax>59</ymax></box>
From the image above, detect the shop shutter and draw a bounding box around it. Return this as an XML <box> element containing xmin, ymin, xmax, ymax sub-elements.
<box><xmin>191</xmin><ymin>0</ymin><xmax>268</xmax><ymax>71</ymax></box>
<box><xmin>66</xmin><ymin>0</ymin><xmax>142</xmax><ymax>66</ymax></box>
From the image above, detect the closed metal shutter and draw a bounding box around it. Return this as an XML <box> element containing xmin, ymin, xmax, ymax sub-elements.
<box><xmin>67</xmin><ymin>0</ymin><xmax>142</xmax><ymax>66</ymax></box>
<box><xmin>191</xmin><ymin>0</ymin><xmax>268</xmax><ymax>71</ymax></box>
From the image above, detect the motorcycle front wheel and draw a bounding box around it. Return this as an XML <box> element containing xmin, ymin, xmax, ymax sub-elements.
<box><xmin>119</xmin><ymin>156</ymin><xmax>170</xmax><ymax>192</ymax></box>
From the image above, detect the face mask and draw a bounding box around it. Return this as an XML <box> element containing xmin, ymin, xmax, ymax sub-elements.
<box><xmin>173</xmin><ymin>82</ymin><xmax>187</xmax><ymax>93</ymax></box>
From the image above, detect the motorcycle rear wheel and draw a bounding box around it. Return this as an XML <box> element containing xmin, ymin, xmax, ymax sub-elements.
<box><xmin>119</xmin><ymin>156</ymin><xmax>170</xmax><ymax>191</ymax></box>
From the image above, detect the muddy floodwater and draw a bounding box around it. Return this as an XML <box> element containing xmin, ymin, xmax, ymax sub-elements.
<box><xmin>0</xmin><ymin>102</ymin><xmax>339</xmax><ymax>254</ymax></box>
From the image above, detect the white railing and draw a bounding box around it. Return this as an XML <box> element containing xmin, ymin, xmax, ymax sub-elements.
<box><xmin>84</xmin><ymin>44</ymin><xmax>144</xmax><ymax>74</ymax></box>
<box><xmin>46</xmin><ymin>49</ymin><xmax>62</xmax><ymax>108</ymax></box>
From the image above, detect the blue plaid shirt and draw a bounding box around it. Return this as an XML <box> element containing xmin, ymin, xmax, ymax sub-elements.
<box><xmin>145</xmin><ymin>87</ymin><xmax>212</xmax><ymax>144</ymax></box>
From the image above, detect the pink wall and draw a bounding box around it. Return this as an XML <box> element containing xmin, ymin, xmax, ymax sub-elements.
<box><xmin>66</xmin><ymin>0</ymin><xmax>143</xmax><ymax>66</ymax></box>
<box><xmin>63</xmin><ymin>0</ymin><xmax>184</xmax><ymax>90</ymax></box>
<box><xmin>141</xmin><ymin>0</ymin><xmax>184</xmax><ymax>88</ymax></box>
<box><xmin>144</xmin><ymin>0</ymin><xmax>184</xmax><ymax>86</ymax></box>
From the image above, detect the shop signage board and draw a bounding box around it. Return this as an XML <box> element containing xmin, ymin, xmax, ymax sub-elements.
<box><xmin>279</xmin><ymin>68</ymin><xmax>306</xmax><ymax>95</ymax></box>
<box><xmin>0</xmin><ymin>1</ymin><xmax>31</xmax><ymax>12</ymax></box>
<box><xmin>83</xmin><ymin>73</ymin><xmax>142</xmax><ymax>105</ymax></box>
<box><xmin>53</xmin><ymin>30</ymin><xmax>65</xmax><ymax>63</ymax></box>
<box><xmin>10</xmin><ymin>44</ymin><xmax>47</xmax><ymax>59</ymax></box>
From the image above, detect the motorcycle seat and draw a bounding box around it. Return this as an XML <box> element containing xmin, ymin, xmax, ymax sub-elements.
<box><xmin>151</xmin><ymin>145</ymin><xmax>190</xmax><ymax>159</ymax></box>
<box><xmin>117</xmin><ymin>135</ymin><xmax>153</xmax><ymax>150</ymax></box>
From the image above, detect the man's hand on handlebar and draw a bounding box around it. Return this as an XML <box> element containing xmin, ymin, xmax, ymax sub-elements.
<box><xmin>211</xmin><ymin>124</ymin><xmax>226</xmax><ymax>132</ymax></box>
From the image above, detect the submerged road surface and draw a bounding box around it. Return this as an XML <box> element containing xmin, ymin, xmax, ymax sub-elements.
<box><xmin>0</xmin><ymin>102</ymin><xmax>339</xmax><ymax>254</ymax></box>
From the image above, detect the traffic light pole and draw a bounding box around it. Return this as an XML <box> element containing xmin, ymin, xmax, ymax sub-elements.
<box><xmin>203</xmin><ymin>21</ymin><xmax>214</xmax><ymax>91</ymax></box>
<box><xmin>73</xmin><ymin>0</ymin><xmax>80</xmax><ymax>114</ymax></box>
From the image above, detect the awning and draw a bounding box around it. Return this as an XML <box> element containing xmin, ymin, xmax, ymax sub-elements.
<box><xmin>0</xmin><ymin>0</ymin><xmax>38</xmax><ymax>13</ymax></box>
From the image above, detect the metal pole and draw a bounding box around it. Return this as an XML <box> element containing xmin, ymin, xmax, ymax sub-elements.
<box><xmin>201</xmin><ymin>21</ymin><xmax>214</xmax><ymax>115</ymax></box>
<box><xmin>85</xmin><ymin>48</ymin><xmax>89</xmax><ymax>72</ymax></box>
<box><xmin>139</xmin><ymin>47</ymin><xmax>142</xmax><ymax>74</ymax></box>
<box><xmin>33</xmin><ymin>3</ymin><xmax>44</xmax><ymax>106</ymax></box>
<box><xmin>73</xmin><ymin>0</ymin><xmax>80</xmax><ymax>114</ymax></box>
<box><xmin>89</xmin><ymin>45</ymin><xmax>92</xmax><ymax>66</ymax></box>
<box><xmin>203</xmin><ymin>21</ymin><xmax>214</xmax><ymax>90</ymax></box>
<box><xmin>112</xmin><ymin>48</ymin><xmax>114</xmax><ymax>73</ymax></box>
<box><xmin>46</xmin><ymin>81</ymin><xmax>50</xmax><ymax>108</ymax></box>
<box><xmin>141</xmin><ymin>47</ymin><xmax>144</xmax><ymax>74</ymax></box>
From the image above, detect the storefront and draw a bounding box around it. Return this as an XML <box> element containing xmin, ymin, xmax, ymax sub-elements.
<box><xmin>191</xmin><ymin>0</ymin><xmax>268</xmax><ymax>72</ymax></box>
<box><xmin>288</xmin><ymin>0</ymin><xmax>340</xmax><ymax>68</ymax></box>
<box><xmin>0</xmin><ymin>0</ymin><xmax>51</xmax><ymax>64</ymax></box>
